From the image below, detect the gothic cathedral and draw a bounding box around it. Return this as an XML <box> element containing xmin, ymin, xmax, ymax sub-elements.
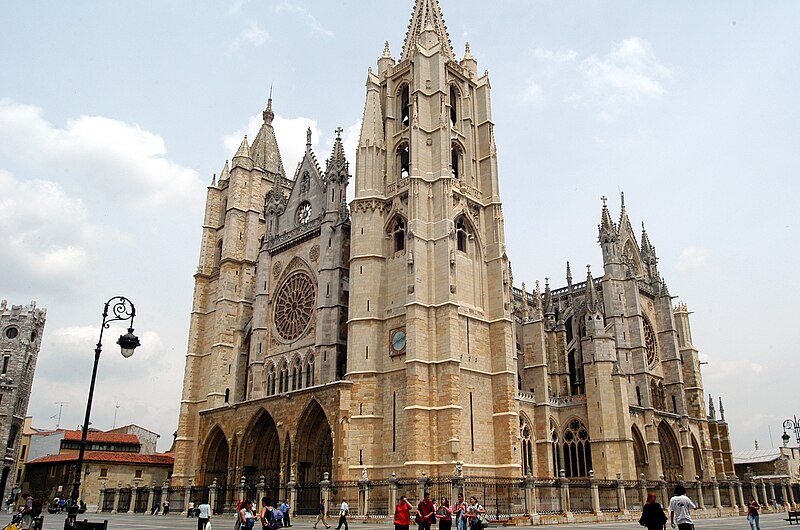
<box><xmin>172</xmin><ymin>0</ymin><xmax>733</xmax><ymax>510</ymax></box>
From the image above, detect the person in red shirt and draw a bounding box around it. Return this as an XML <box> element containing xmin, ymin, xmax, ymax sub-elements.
<box><xmin>394</xmin><ymin>495</ymin><xmax>413</xmax><ymax>530</ymax></box>
<box><xmin>417</xmin><ymin>492</ymin><xmax>436</xmax><ymax>530</ymax></box>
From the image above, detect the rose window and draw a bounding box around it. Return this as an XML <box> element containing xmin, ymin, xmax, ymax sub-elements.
<box><xmin>274</xmin><ymin>272</ymin><xmax>315</xmax><ymax>341</ymax></box>
<box><xmin>643</xmin><ymin>318</ymin><xmax>658</xmax><ymax>367</ymax></box>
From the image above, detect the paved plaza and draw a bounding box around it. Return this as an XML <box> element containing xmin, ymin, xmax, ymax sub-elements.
<box><xmin>0</xmin><ymin>512</ymin><xmax>792</xmax><ymax>530</ymax></box>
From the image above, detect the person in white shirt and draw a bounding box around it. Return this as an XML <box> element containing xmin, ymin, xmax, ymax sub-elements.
<box><xmin>197</xmin><ymin>501</ymin><xmax>212</xmax><ymax>530</ymax></box>
<box><xmin>335</xmin><ymin>499</ymin><xmax>349</xmax><ymax>530</ymax></box>
<box><xmin>668</xmin><ymin>485</ymin><xmax>697</xmax><ymax>530</ymax></box>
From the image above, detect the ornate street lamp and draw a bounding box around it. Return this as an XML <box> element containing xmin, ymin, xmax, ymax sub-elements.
<box><xmin>782</xmin><ymin>416</ymin><xmax>799</xmax><ymax>447</ymax></box>
<box><xmin>64</xmin><ymin>296</ymin><xmax>140</xmax><ymax>530</ymax></box>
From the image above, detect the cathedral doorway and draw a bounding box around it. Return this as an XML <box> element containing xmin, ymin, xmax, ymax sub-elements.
<box><xmin>632</xmin><ymin>425</ymin><xmax>648</xmax><ymax>478</ymax></box>
<box><xmin>295</xmin><ymin>400</ymin><xmax>333</xmax><ymax>514</ymax></box>
<box><xmin>202</xmin><ymin>426</ymin><xmax>230</xmax><ymax>513</ymax></box>
<box><xmin>241</xmin><ymin>410</ymin><xmax>282</xmax><ymax>497</ymax></box>
<box><xmin>657</xmin><ymin>421</ymin><xmax>682</xmax><ymax>482</ymax></box>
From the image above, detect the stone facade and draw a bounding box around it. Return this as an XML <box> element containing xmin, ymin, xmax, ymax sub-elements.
<box><xmin>0</xmin><ymin>301</ymin><xmax>46</xmax><ymax>502</ymax></box>
<box><xmin>172</xmin><ymin>0</ymin><xmax>733</xmax><ymax>516</ymax></box>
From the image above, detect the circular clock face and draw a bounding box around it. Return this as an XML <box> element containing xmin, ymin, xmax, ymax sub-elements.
<box><xmin>391</xmin><ymin>330</ymin><xmax>406</xmax><ymax>352</ymax></box>
<box><xmin>296</xmin><ymin>202</ymin><xmax>312</xmax><ymax>225</ymax></box>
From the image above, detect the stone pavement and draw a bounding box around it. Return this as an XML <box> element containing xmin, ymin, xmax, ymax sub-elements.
<box><xmin>0</xmin><ymin>512</ymin><xmax>790</xmax><ymax>530</ymax></box>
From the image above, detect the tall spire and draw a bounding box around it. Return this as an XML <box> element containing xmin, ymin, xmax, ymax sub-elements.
<box><xmin>640</xmin><ymin>222</ymin><xmax>655</xmax><ymax>256</ymax></box>
<box><xmin>327</xmin><ymin>127</ymin><xmax>348</xmax><ymax>173</ymax></box>
<box><xmin>250</xmin><ymin>95</ymin><xmax>286</xmax><ymax>177</ymax></box>
<box><xmin>585</xmin><ymin>265</ymin><xmax>600</xmax><ymax>313</ymax></box>
<box><xmin>598</xmin><ymin>195</ymin><xmax>618</xmax><ymax>244</ymax></box>
<box><xmin>401</xmin><ymin>0</ymin><xmax>455</xmax><ymax>62</ymax></box>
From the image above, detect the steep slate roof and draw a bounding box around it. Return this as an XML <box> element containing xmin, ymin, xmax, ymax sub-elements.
<box><xmin>26</xmin><ymin>451</ymin><xmax>173</xmax><ymax>466</ymax></box>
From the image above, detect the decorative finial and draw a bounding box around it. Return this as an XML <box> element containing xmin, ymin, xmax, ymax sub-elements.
<box><xmin>335</xmin><ymin>126</ymin><xmax>343</xmax><ymax>139</ymax></box>
<box><xmin>566</xmin><ymin>261</ymin><xmax>573</xmax><ymax>285</ymax></box>
<box><xmin>586</xmin><ymin>264</ymin><xmax>592</xmax><ymax>275</ymax></box>
<box><xmin>601</xmin><ymin>195</ymin><xmax>608</xmax><ymax>207</ymax></box>
<box><xmin>306</xmin><ymin>127</ymin><xmax>312</xmax><ymax>148</ymax></box>
<box><xmin>464</xmin><ymin>42</ymin><xmax>473</xmax><ymax>59</ymax></box>
<box><xmin>383</xmin><ymin>41</ymin><xmax>392</xmax><ymax>57</ymax></box>
<box><xmin>620</xmin><ymin>190</ymin><xmax>626</xmax><ymax>209</ymax></box>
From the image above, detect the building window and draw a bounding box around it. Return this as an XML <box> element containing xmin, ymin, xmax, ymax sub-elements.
<box><xmin>399</xmin><ymin>84</ymin><xmax>410</xmax><ymax>128</ymax></box>
<box><xmin>1</xmin><ymin>355</ymin><xmax>9</xmax><ymax>375</ymax></box>
<box><xmin>214</xmin><ymin>240</ymin><xmax>223</xmax><ymax>269</ymax></box>
<box><xmin>643</xmin><ymin>318</ymin><xmax>658</xmax><ymax>367</ymax></box>
<box><xmin>391</xmin><ymin>218</ymin><xmax>406</xmax><ymax>252</ymax></box>
<box><xmin>20</xmin><ymin>445</ymin><xmax>26</xmax><ymax>460</ymax></box>
<box><xmin>135</xmin><ymin>469</ymin><xmax>143</xmax><ymax>478</ymax></box>
<box><xmin>451</xmin><ymin>143</ymin><xmax>462</xmax><ymax>179</ymax></box>
<box><xmin>6</xmin><ymin>424</ymin><xmax>18</xmax><ymax>449</ymax></box>
<box><xmin>267</xmin><ymin>365</ymin><xmax>276</xmax><ymax>396</ymax></box>
<box><xmin>100</xmin><ymin>468</ymin><xmax>108</xmax><ymax>478</ymax></box>
<box><xmin>456</xmin><ymin>216</ymin><xmax>470</xmax><ymax>253</ymax></box>
<box><xmin>49</xmin><ymin>467</ymin><xmax>56</xmax><ymax>478</ymax></box>
<box><xmin>5</xmin><ymin>327</ymin><xmax>19</xmax><ymax>339</ymax></box>
<box><xmin>397</xmin><ymin>143</ymin><xmax>410</xmax><ymax>179</ymax></box>
<box><xmin>15</xmin><ymin>469</ymin><xmax>22</xmax><ymax>483</ymax></box>
<box><xmin>306</xmin><ymin>356</ymin><xmax>315</xmax><ymax>387</ymax></box>
<box><xmin>562</xmin><ymin>419</ymin><xmax>592</xmax><ymax>478</ymax></box>
<box><xmin>450</xmin><ymin>85</ymin><xmax>459</xmax><ymax>127</ymax></box>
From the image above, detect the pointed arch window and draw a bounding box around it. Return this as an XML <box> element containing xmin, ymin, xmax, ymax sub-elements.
<box><xmin>291</xmin><ymin>359</ymin><xmax>301</xmax><ymax>391</ymax></box>
<box><xmin>306</xmin><ymin>355</ymin><xmax>315</xmax><ymax>387</ymax></box>
<box><xmin>455</xmin><ymin>216</ymin><xmax>471</xmax><ymax>253</ymax></box>
<box><xmin>450</xmin><ymin>85</ymin><xmax>459</xmax><ymax>127</ymax></box>
<box><xmin>267</xmin><ymin>365</ymin><xmax>276</xmax><ymax>396</ymax></box>
<box><xmin>520</xmin><ymin>417</ymin><xmax>534</xmax><ymax>476</ymax></box>
<box><xmin>397</xmin><ymin>143</ymin><xmax>410</xmax><ymax>179</ymax></box>
<box><xmin>562</xmin><ymin>419</ymin><xmax>592</xmax><ymax>478</ymax></box>
<box><xmin>451</xmin><ymin>143</ymin><xmax>462</xmax><ymax>179</ymax></box>
<box><xmin>550</xmin><ymin>420</ymin><xmax>561</xmax><ymax>477</ymax></box>
<box><xmin>214</xmin><ymin>239</ymin><xmax>223</xmax><ymax>270</ymax></box>
<box><xmin>391</xmin><ymin>218</ymin><xmax>406</xmax><ymax>253</ymax></box>
<box><xmin>400</xmin><ymin>83</ymin><xmax>410</xmax><ymax>128</ymax></box>
<box><xmin>279</xmin><ymin>362</ymin><xmax>289</xmax><ymax>394</ymax></box>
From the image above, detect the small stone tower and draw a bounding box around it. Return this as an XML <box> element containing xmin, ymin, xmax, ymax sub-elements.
<box><xmin>0</xmin><ymin>300</ymin><xmax>46</xmax><ymax>501</ymax></box>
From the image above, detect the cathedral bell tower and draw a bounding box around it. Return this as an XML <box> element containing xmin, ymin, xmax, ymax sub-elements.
<box><xmin>347</xmin><ymin>0</ymin><xmax>518</xmax><ymax>478</ymax></box>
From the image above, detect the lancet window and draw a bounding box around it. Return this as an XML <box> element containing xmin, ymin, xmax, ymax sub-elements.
<box><xmin>451</xmin><ymin>143</ymin><xmax>462</xmax><ymax>179</ymax></box>
<box><xmin>400</xmin><ymin>84</ymin><xmax>410</xmax><ymax>128</ymax></box>
<box><xmin>397</xmin><ymin>143</ymin><xmax>410</xmax><ymax>179</ymax></box>
<box><xmin>561</xmin><ymin>419</ymin><xmax>592</xmax><ymax>478</ymax></box>
<box><xmin>391</xmin><ymin>217</ymin><xmax>406</xmax><ymax>253</ymax></box>
<box><xmin>456</xmin><ymin>216</ymin><xmax>470</xmax><ymax>253</ymax></box>
<box><xmin>306</xmin><ymin>355</ymin><xmax>315</xmax><ymax>387</ymax></box>
<box><xmin>450</xmin><ymin>85</ymin><xmax>459</xmax><ymax>127</ymax></box>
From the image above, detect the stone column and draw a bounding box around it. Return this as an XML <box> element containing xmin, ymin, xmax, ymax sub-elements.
<box><xmin>523</xmin><ymin>475</ymin><xmax>537</xmax><ymax>517</ymax></box>
<box><xmin>616</xmin><ymin>474</ymin><xmax>628</xmax><ymax>515</ymax></box>
<box><xmin>787</xmin><ymin>481</ymin><xmax>796</xmax><ymax>510</ymax></box>
<box><xmin>321</xmin><ymin>473</ymin><xmax>332</xmax><ymax>521</ymax></box>
<box><xmin>660</xmin><ymin>477</ymin><xmax>669</xmax><ymax>509</ymax></box>
<box><xmin>712</xmin><ymin>481</ymin><xmax>722</xmax><ymax>509</ymax></box>
<box><xmin>589</xmin><ymin>473</ymin><xmax>601</xmax><ymax>515</ymax></box>
<box><xmin>147</xmin><ymin>483</ymin><xmax>156</xmax><ymax>515</ymax></box>
<box><xmin>768</xmin><ymin>482</ymin><xmax>776</xmax><ymax>508</ymax></box>
<box><xmin>727</xmin><ymin>480</ymin><xmax>738</xmax><ymax>511</ymax></box>
<box><xmin>96</xmin><ymin>485</ymin><xmax>105</xmax><ymax>514</ymax></box>
<box><xmin>209</xmin><ymin>479</ymin><xmax>218</xmax><ymax>515</ymax></box>
<box><xmin>164</xmin><ymin>480</ymin><xmax>172</xmax><ymax>513</ymax></box>
<box><xmin>638</xmin><ymin>474</ymin><xmax>647</xmax><ymax>509</ymax></box>
<box><xmin>288</xmin><ymin>471</ymin><xmax>298</xmax><ymax>517</ymax></box>
<box><xmin>182</xmin><ymin>481</ymin><xmax>192</xmax><ymax>516</ymax></box>
<box><xmin>112</xmin><ymin>482</ymin><xmax>122</xmax><ymax>514</ymax></box>
<box><xmin>736</xmin><ymin>480</ymin><xmax>745</xmax><ymax>512</ymax></box>
<box><xmin>450</xmin><ymin>463</ymin><xmax>464</xmax><ymax>507</ymax></box>
<box><xmin>750</xmin><ymin>480</ymin><xmax>758</xmax><ymax>504</ymax></box>
<box><xmin>256</xmin><ymin>476</ymin><xmax>266</xmax><ymax>507</ymax></box>
<box><xmin>695</xmin><ymin>480</ymin><xmax>705</xmax><ymax>510</ymax></box>
<box><xmin>783</xmin><ymin>483</ymin><xmax>791</xmax><ymax>511</ymax></box>
<box><xmin>129</xmin><ymin>486</ymin><xmax>138</xmax><ymax>514</ymax></box>
<box><xmin>388</xmin><ymin>473</ymin><xmax>398</xmax><ymax>519</ymax></box>
<box><xmin>559</xmin><ymin>471</ymin><xmax>571</xmax><ymax>516</ymax></box>
<box><xmin>417</xmin><ymin>472</ymin><xmax>429</xmax><ymax>503</ymax></box>
<box><xmin>760</xmin><ymin>481</ymin><xmax>768</xmax><ymax>509</ymax></box>
<box><xmin>238</xmin><ymin>476</ymin><xmax>247</xmax><ymax>507</ymax></box>
<box><xmin>358</xmin><ymin>474</ymin><xmax>370</xmax><ymax>518</ymax></box>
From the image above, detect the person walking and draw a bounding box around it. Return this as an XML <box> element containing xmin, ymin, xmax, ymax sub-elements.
<box><xmin>746</xmin><ymin>495</ymin><xmax>761</xmax><ymax>530</ymax></box>
<box><xmin>638</xmin><ymin>492</ymin><xmax>668</xmax><ymax>530</ymax></box>
<box><xmin>417</xmin><ymin>491</ymin><xmax>436</xmax><ymax>530</ymax></box>
<box><xmin>436</xmin><ymin>496</ymin><xmax>452</xmax><ymax>530</ymax></box>
<box><xmin>451</xmin><ymin>494</ymin><xmax>467</xmax><ymax>530</ymax></box>
<box><xmin>280</xmin><ymin>498</ymin><xmax>292</xmax><ymax>527</ymax></box>
<box><xmin>393</xmin><ymin>495</ymin><xmax>412</xmax><ymax>530</ymax></box>
<box><xmin>668</xmin><ymin>485</ymin><xmax>696</xmax><ymax>530</ymax></box>
<box><xmin>335</xmin><ymin>498</ymin><xmax>349</xmax><ymax>530</ymax></box>
<box><xmin>313</xmin><ymin>499</ymin><xmax>331</xmax><ymax>529</ymax></box>
<box><xmin>197</xmin><ymin>500</ymin><xmax>212</xmax><ymax>530</ymax></box>
<box><xmin>18</xmin><ymin>493</ymin><xmax>33</xmax><ymax>530</ymax></box>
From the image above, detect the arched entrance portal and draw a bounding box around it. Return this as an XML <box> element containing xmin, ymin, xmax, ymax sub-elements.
<box><xmin>203</xmin><ymin>427</ymin><xmax>230</xmax><ymax>513</ymax></box>
<box><xmin>295</xmin><ymin>400</ymin><xmax>333</xmax><ymax>514</ymax></box>
<box><xmin>241</xmin><ymin>410</ymin><xmax>282</xmax><ymax>498</ymax></box>
<box><xmin>657</xmin><ymin>421</ymin><xmax>682</xmax><ymax>482</ymax></box>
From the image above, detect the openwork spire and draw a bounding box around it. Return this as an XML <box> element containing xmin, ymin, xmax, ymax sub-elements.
<box><xmin>401</xmin><ymin>0</ymin><xmax>455</xmax><ymax>62</ymax></box>
<box><xmin>327</xmin><ymin>127</ymin><xmax>348</xmax><ymax>173</ymax></box>
<box><xmin>585</xmin><ymin>265</ymin><xmax>600</xmax><ymax>313</ymax></box>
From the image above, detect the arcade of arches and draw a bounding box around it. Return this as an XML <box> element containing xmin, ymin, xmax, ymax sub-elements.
<box><xmin>197</xmin><ymin>397</ymin><xmax>335</xmax><ymax>511</ymax></box>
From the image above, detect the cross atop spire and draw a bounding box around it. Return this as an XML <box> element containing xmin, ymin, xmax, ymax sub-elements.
<box><xmin>401</xmin><ymin>0</ymin><xmax>455</xmax><ymax>62</ymax></box>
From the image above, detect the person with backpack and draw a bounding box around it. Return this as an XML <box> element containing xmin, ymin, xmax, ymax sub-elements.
<box><xmin>18</xmin><ymin>493</ymin><xmax>33</xmax><ymax>530</ymax></box>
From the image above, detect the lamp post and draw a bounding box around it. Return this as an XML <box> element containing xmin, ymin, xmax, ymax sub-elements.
<box><xmin>782</xmin><ymin>416</ymin><xmax>800</xmax><ymax>447</ymax></box>
<box><xmin>64</xmin><ymin>296</ymin><xmax>140</xmax><ymax>530</ymax></box>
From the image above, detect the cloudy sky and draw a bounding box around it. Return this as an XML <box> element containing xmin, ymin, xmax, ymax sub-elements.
<box><xmin>1</xmin><ymin>1</ymin><xmax>798</xmax><ymax>453</ymax></box>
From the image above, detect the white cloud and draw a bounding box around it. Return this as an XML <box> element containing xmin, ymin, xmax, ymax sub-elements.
<box><xmin>0</xmin><ymin>170</ymin><xmax>117</xmax><ymax>292</ymax></box>
<box><xmin>522</xmin><ymin>80</ymin><xmax>544</xmax><ymax>105</ymax></box>
<box><xmin>0</xmin><ymin>99</ymin><xmax>204</xmax><ymax>212</ymax></box>
<box><xmin>275</xmin><ymin>3</ymin><xmax>334</xmax><ymax>38</ymax></box>
<box><xmin>675</xmin><ymin>245</ymin><xmax>711</xmax><ymax>273</ymax></box>
<box><xmin>533</xmin><ymin>48</ymin><xmax>578</xmax><ymax>63</ymax></box>
<box><xmin>581</xmin><ymin>37</ymin><xmax>673</xmax><ymax>102</ymax></box>
<box><xmin>230</xmin><ymin>21</ymin><xmax>270</xmax><ymax>50</ymax></box>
